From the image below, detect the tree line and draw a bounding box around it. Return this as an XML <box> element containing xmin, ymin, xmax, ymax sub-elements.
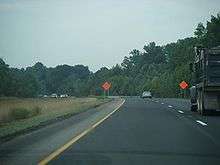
<box><xmin>0</xmin><ymin>13</ymin><xmax>219</xmax><ymax>98</ymax></box>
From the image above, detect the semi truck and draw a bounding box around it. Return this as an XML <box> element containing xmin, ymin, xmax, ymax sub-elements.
<box><xmin>190</xmin><ymin>46</ymin><xmax>220</xmax><ymax>115</ymax></box>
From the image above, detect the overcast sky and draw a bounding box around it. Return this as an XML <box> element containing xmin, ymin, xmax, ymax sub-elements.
<box><xmin>0</xmin><ymin>0</ymin><xmax>219</xmax><ymax>71</ymax></box>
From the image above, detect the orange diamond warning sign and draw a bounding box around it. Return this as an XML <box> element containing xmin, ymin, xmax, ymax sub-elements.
<box><xmin>102</xmin><ymin>82</ymin><xmax>111</xmax><ymax>91</ymax></box>
<box><xmin>179</xmin><ymin>81</ymin><xmax>188</xmax><ymax>89</ymax></box>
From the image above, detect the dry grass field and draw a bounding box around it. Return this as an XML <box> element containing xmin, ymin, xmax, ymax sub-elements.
<box><xmin>0</xmin><ymin>97</ymin><xmax>109</xmax><ymax>138</ymax></box>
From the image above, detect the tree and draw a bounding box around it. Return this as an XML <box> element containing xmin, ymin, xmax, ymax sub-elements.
<box><xmin>0</xmin><ymin>58</ymin><xmax>11</xmax><ymax>96</ymax></box>
<box><xmin>26</xmin><ymin>62</ymin><xmax>47</xmax><ymax>94</ymax></box>
<box><xmin>143</xmin><ymin>42</ymin><xmax>166</xmax><ymax>64</ymax></box>
<box><xmin>1</xmin><ymin>13</ymin><xmax>219</xmax><ymax>98</ymax></box>
<box><xmin>205</xmin><ymin>14</ymin><xmax>220</xmax><ymax>47</ymax></box>
<box><xmin>194</xmin><ymin>22</ymin><xmax>206</xmax><ymax>38</ymax></box>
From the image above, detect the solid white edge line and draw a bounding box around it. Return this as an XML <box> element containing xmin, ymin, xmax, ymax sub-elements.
<box><xmin>196</xmin><ymin>120</ymin><xmax>208</xmax><ymax>126</ymax></box>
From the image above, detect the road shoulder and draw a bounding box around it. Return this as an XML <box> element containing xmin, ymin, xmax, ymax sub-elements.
<box><xmin>0</xmin><ymin>98</ymin><xmax>125</xmax><ymax>165</ymax></box>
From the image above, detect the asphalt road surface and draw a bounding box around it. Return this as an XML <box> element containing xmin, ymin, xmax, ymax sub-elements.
<box><xmin>1</xmin><ymin>97</ymin><xmax>220</xmax><ymax>165</ymax></box>
<box><xmin>49</xmin><ymin>97</ymin><xmax>220</xmax><ymax>165</ymax></box>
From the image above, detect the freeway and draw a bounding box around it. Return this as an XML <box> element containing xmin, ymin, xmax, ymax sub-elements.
<box><xmin>1</xmin><ymin>97</ymin><xmax>220</xmax><ymax>165</ymax></box>
<box><xmin>48</xmin><ymin>97</ymin><xmax>220</xmax><ymax>165</ymax></box>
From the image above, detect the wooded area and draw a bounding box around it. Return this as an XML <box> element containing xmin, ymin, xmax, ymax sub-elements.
<box><xmin>0</xmin><ymin>14</ymin><xmax>220</xmax><ymax>98</ymax></box>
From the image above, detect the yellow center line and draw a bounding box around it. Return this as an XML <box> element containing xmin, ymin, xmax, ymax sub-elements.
<box><xmin>38</xmin><ymin>99</ymin><xmax>125</xmax><ymax>165</ymax></box>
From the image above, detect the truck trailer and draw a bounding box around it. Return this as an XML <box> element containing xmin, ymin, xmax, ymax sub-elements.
<box><xmin>190</xmin><ymin>46</ymin><xmax>220</xmax><ymax>115</ymax></box>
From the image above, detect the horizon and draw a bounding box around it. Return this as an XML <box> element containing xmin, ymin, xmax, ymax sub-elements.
<box><xmin>0</xmin><ymin>35</ymin><xmax>196</xmax><ymax>72</ymax></box>
<box><xmin>1</xmin><ymin>0</ymin><xmax>220</xmax><ymax>72</ymax></box>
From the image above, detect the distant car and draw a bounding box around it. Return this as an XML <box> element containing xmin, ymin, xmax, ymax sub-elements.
<box><xmin>43</xmin><ymin>95</ymin><xmax>48</xmax><ymax>98</ymax></box>
<box><xmin>141</xmin><ymin>91</ymin><xmax>152</xmax><ymax>98</ymax></box>
<box><xmin>50</xmin><ymin>93</ymin><xmax>58</xmax><ymax>98</ymax></box>
<box><xmin>60</xmin><ymin>94</ymin><xmax>68</xmax><ymax>98</ymax></box>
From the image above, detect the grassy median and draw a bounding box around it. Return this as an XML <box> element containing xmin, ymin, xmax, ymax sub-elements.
<box><xmin>0</xmin><ymin>97</ymin><xmax>110</xmax><ymax>140</ymax></box>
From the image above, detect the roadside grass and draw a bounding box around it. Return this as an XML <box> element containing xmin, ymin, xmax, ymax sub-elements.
<box><xmin>88</xmin><ymin>95</ymin><xmax>107</xmax><ymax>100</ymax></box>
<box><xmin>0</xmin><ymin>97</ymin><xmax>110</xmax><ymax>139</ymax></box>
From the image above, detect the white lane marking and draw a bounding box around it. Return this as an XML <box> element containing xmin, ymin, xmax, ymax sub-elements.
<box><xmin>178</xmin><ymin>110</ymin><xmax>184</xmax><ymax>114</ymax></box>
<box><xmin>155</xmin><ymin>100</ymin><xmax>159</xmax><ymax>103</ymax></box>
<box><xmin>196</xmin><ymin>120</ymin><xmax>208</xmax><ymax>126</ymax></box>
<box><xmin>168</xmin><ymin>105</ymin><xmax>173</xmax><ymax>108</ymax></box>
<box><xmin>161</xmin><ymin>103</ymin><xmax>164</xmax><ymax>105</ymax></box>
